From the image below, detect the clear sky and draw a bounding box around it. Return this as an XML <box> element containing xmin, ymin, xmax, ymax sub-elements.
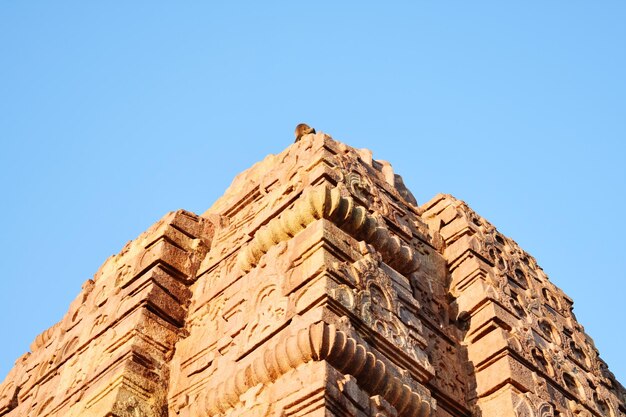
<box><xmin>1</xmin><ymin>2</ymin><xmax>624</xmax><ymax>386</ymax></box>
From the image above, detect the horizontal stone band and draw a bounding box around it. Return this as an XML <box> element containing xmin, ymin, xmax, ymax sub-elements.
<box><xmin>237</xmin><ymin>186</ymin><xmax>420</xmax><ymax>275</ymax></box>
<box><xmin>203</xmin><ymin>322</ymin><xmax>431</xmax><ymax>417</ymax></box>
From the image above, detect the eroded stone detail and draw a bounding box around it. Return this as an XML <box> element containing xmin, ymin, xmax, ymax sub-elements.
<box><xmin>237</xmin><ymin>185</ymin><xmax>421</xmax><ymax>275</ymax></box>
<box><xmin>0</xmin><ymin>210</ymin><xmax>214</xmax><ymax>417</ymax></box>
<box><xmin>422</xmin><ymin>194</ymin><xmax>626</xmax><ymax>417</ymax></box>
<box><xmin>202</xmin><ymin>322</ymin><xmax>431</xmax><ymax>417</ymax></box>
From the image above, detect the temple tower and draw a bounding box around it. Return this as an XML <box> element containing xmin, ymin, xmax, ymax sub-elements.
<box><xmin>1</xmin><ymin>132</ymin><xmax>623</xmax><ymax>417</ymax></box>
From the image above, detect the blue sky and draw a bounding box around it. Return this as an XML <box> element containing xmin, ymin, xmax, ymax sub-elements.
<box><xmin>1</xmin><ymin>2</ymin><xmax>624</xmax><ymax>385</ymax></box>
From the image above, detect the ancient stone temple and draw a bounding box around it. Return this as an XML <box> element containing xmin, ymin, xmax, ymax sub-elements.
<box><xmin>0</xmin><ymin>132</ymin><xmax>624</xmax><ymax>417</ymax></box>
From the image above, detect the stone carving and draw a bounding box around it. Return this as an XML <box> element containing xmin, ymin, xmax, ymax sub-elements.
<box><xmin>237</xmin><ymin>185</ymin><xmax>421</xmax><ymax>275</ymax></box>
<box><xmin>512</xmin><ymin>393</ymin><xmax>555</xmax><ymax>417</ymax></box>
<box><xmin>513</xmin><ymin>395</ymin><xmax>534</xmax><ymax>417</ymax></box>
<box><xmin>422</xmin><ymin>193</ymin><xmax>625</xmax><ymax>417</ymax></box>
<box><xmin>241</xmin><ymin>281</ymin><xmax>289</xmax><ymax>350</ymax></box>
<box><xmin>0</xmin><ymin>210</ymin><xmax>213</xmax><ymax>417</ymax></box>
<box><xmin>347</xmin><ymin>256</ymin><xmax>430</xmax><ymax>370</ymax></box>
<box><xmin>202</xmin><ymin>322</ymin><xmax>431</xmax><ymax>417</ymax></box>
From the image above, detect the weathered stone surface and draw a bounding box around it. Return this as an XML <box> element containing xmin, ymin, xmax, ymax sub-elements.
<box><xmin>0</xmin><ymin>210</ymin><xmax>212</xmax><ymax>417</ymax></box>
<box><xmin>1</xmin><ymin>131</ymin><xmax>624</xmax><ymax>417</ymax></box>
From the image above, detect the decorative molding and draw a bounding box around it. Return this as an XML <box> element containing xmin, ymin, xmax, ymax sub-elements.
<box><xmin>237</xmin><ymin>185</ymin><xmax>421</xmax><ymax>275</ymax></box>
<box><xmin>203</xmin><ymin>321</ymin><xmax>432</xmax><ymax>417</ymax></box>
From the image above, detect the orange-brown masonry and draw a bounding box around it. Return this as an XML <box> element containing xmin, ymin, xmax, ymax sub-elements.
<box><xmin>1</xmin><ymin>132</ymin><xmax>624</xmax><ymax>417</ymax></box>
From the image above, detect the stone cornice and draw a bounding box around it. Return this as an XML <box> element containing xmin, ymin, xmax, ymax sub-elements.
<box><xmin>237</xmin><ymin>185</ymin><xmax>421</xmax><ymax>275</ymax></box>
<box><xmin>203</xmin><ymin>321</ymin><xmax>432</xmax><ymax>417</ymax></box>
